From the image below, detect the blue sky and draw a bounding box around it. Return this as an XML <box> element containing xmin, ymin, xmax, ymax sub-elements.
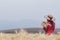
<box><xmin>0</xmin><ymin>0</ymin><xmax>60</xmax><ymax>30</ymax></box>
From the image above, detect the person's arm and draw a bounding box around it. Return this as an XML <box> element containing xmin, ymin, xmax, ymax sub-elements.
<box><xmin>47</xmin><ymin>23</ymin><xmax>52</xmax><ymax>26</ymax></box>
<box><xmin>43</xmin><ymin>27</ymin><xmax>47</xmax><ymax>30</ymax></box>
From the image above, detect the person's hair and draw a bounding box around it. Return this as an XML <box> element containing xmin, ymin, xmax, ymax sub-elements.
<box><xmin>48</xmin><ymin>16</ymin><xmax>53</xmax><ymax>21</ymax></box>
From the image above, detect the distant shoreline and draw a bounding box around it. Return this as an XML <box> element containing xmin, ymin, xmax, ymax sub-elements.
<box><xmin>0</xmin><ymin>28</ymin><xmax>60</xmax><ymax>34</ymax></box>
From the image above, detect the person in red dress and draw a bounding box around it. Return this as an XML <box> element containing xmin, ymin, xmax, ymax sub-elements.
<box><xmin>42</xmin><ymin>14</ymin><xmax>55</xmax><ymax>35</ymax></box>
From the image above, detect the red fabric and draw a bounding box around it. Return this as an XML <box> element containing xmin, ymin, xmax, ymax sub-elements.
<box><xmin>43</xmin><ymin>21</ymin><xmax>55</xmax><ymax>35</ymax></box>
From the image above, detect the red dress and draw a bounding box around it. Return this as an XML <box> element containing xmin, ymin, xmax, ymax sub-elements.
<box><xmin>43</xmin><ymin>20</ymin><xmax>55</xmax><ymax>35</ymax></box>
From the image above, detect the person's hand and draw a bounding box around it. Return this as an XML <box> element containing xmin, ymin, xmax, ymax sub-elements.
<box><xmin>41</xmin><ymin>22</ymin><xmax>47</xmax><ymax>28</ymax></box>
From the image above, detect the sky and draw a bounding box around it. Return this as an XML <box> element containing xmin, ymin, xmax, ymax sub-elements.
<box><xmin>0</xmin><ymin>0</ymin><xmax>60</xmax><ymax>30</ymax></box>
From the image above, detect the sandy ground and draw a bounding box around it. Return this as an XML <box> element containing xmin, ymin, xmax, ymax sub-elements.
<box><xmin>0</xmin><ymin>30</ymin><xmax>60</xmax><ymax>40</ymax></box>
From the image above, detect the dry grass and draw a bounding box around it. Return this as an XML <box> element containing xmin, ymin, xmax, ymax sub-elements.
<box><xmin>0</xmin><ymin>29</ymin><xmax>60</xmax><ymax>40</ymax></box>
